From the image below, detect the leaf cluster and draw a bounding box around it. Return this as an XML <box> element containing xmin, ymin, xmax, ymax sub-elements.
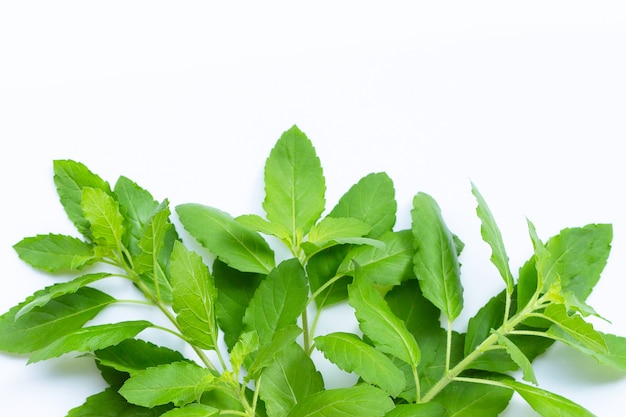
<box><xmin>2</xmin><ymin>125</ymin><xmax>626</xmax><ymax>416</ymax></box>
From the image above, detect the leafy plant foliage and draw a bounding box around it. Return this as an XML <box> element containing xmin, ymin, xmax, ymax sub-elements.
<box><xmin>2</xmin><ymin>125</ymin><xmax>626</xmax><ymax>416</ymax></box>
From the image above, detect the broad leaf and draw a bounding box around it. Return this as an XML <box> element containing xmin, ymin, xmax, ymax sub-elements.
<box><xmin>315</xmin><ymin>332</ymin><xmax>405</xmax><ymax>396</ymax></box>
<box><xmin>120</xmin><ymin>361</ymin><xmax>216</xmax><ymax>408</ymax></box>
<box><xmin>170</xmin><ymin>241</ymin><xmax>218</xmax><ymax>350</ymax></box>
<box><xmin>243</xmin><ymin>259</ymin><xmax>308</xmax><ymax>345</ymax></box>
<box><xmin>81</xmin><ymin>187</ymin><xmax>125</xmax><ymax>249</ymax></box>
<box><xmin>160</xmin><ymin>404</ymin><xmax>220</xmax><ymax>417</ymax></box>
<box><xmin>286</xmin><ymin>384</ymin><xmax>394</xmax><ymax>417</ymax></box>
<box><xmin>411</xmin><ymin>192</ymin><xmax>463</xmax><ymax>322</ymax></box>
<box><xmin>385</xmin><ymin>278</ymin><xmax>441</xmax><ymax>341</ymax></box>
<box><xmin>53</xmin><ymin>159</ymin><xmax>112</xmax><ymax>238</ymax></box>
<box><xmin>67</xmin><ymin>387</ymin><xmax>172</xmax><ymax>417</ymax></box>
<box><xmin>28</xmin><ymin>320</ymin><xmax>152</xmax><ymax>363</ymax></box>
<box><xmin>436</xmin><ymin>380</ymin><xmax>513</xmax><ymax>417</ymax></box>
<box><xmin>348</xmin><ymin>265</ymin><xmax>420</xmax><ymax>367</ymax></box>
<box><xmin>176</xmin><ymin>203</ymin><xmax>275</xmax><ymax>274</ymax></box>
<box><xmin>94</xmin><ymin>338</ymin><xmax>189</xmax><ymax>375</ymax></box>
<box><xmin>263</xmin><ymin>125</ymin><xmax>325</xmax><ymax>244</ymax></box>
<box><xmin>384</xmin><ymin>403</ymin><xmax>446</xmax><ymax>417</ymax></box>
<box><xmin>0</xmin><ymin>287</ymin><xmax>114</xmax><ymax>353</ymax></box>
<box><xmin>260</xmin><ymin>343</ymin><xmax>324</xmax><ymax>417</ymax></box>
<box><xmin>13</xmin><ymin>234</ymin><xmax>96</xmax><ymax>272</ymax></box>
<box><xmin>337</xmin><ymin>230</ymin><xmax>414</xmax><ymax>286</ymax></box>
<box><xmin>501</xmin><ymin>379</ymin><xmax>596</xmax><ymax>417</ymax></box>
<box><xmin>471</xmin><ymin>183</ymin><xmax>514</xmax><ymax>291</ymax></box>
<box><xmin>306</xmin><ymin>217</ymin><xmax>371</xmax><ymax>246</ymax></box>
<box><xmin>328</xmin><ymin>172</ymin><xmax>396</xmax><ymax>238</ymax></box>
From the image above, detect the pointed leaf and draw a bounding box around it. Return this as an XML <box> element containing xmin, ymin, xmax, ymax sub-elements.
<box><xmin>169</xmin><ymin>241</ymin><xmax>218</xmax><ymax>350</ymax></box>
<box><xmin>236</xmin><ymin>213</ymin><xmax>291</xmax><ymax>241</ymax></box>
<box><xmin>328</xmin><ymin>172</ymin><xmax>396</xmax><ymax>238</ymax></box>
<box><xmin>249</xmin><ymin>325</ymin><xmax>302</xmax><ymax>377</ymax></box>
<box><xmin>437</xmin><ymin>380</ymin><xmax>513</xmax><ymax>417</ymax></box>
<box><xmin>543</xmin><ymin>304</ymin><xmax>607</xmax><ymax>354</ymax></box>
<box><xmin>411</xmin><ymin>192</ymin><xmax>463</xmax><ymax>322</ymax></box>
<box><xmin>337</xmin><ymin>230</ymin><xmax>414</xmax><ymax>286</ymax></box>
<box><xmin>471</xmin><ymin>183</ymin><xmax>514</xmax><ymax>291</ymax></box>
<box><xmin>493</xmin><ymin>330</ymin><xmax>537</xmax><ymax>384</ymax></box>
<box><xmin>53</xmin><ymin>159</ymin><xmax>112</xmax><ymax>238</ymax></box>
<box><xmin>160</xmin><ymin>404</ymin><xmax>220</xmax><ymax>417</ymax></box>
<box><xmin>67</xmin><ymin>388</ymin><xmax>172</xmax><ymax>417</ymax></box>
<box><xmin>81</xmin><ymin>187</ymin><xmax>125</xmax><ymax>248</ymax></box>
<box><xmin>243</xmin><ymin>259</ymin><xmax>308</xmax><ymax>345</ymax></box>
<box><xmin>307</xmin><ymin>245</ymin><xmax>352</xmax><ymax>308</ymax></box>
<box><xmin>306</xmin><ymin>217</ymin><xmax>371</xmax><ymax>245</ymax></box>
<box><xmin>286</xmin><ymin>384</ymin><xmax>394</xmax><ymax>417</ymax></box>
<box><xmin>95</xmin><ymin>338</ymin><xmax>189</xmax><ymax>374</ymax></box>
<box><xmin>572</xmin><ymin>332</ymin><xmax>626</xmax><ymax>372</ymax></box>
<box><xmin>28</xmin><ymin>320</ymin><xmax>152</xmax><ymax>363</ymax></box>
<box><xmin>263</xmin><ymin>125</ymin><xmax>325</xmax><ymax>243</ymax></box>
<box><xmin>501</xmin><ymin>379</ymin><xmax>596</xmax><ymax>417</ymax></box>
<box><xmin>0</xmin><ymin>287</ymin><xmax>114</xmax><ymax>353</ymax></box>
<box><xmin>348</xmin><ymin>265</ymin><xmax>420</xmax><ymax>367</ymax></box>
<box><xmin>230</xmin><ymin>330</ymin><xmax>260</xmax><ymax>372</ymax></box>
<box><xmin>119</xmin><ymin>361</ymin><xmax>216</xmax><ymax>408</ymax></box>
<box><xmin>176</xmin><ymin>203</ymin><xmax>275</xmax><ymax>274</ymax></box>
<box><xmin>13</xmin><ymin>234</ymin><xmax>97</xmax><ymax>272</ymax></box>
<box><xmin>314</xmin><ymin>332</ymin><xmax>405</xmax><ymax>396</ymax></box>
<box><xmin>384</xmin><ymin>403</ymin><xmax>446</xmax><ymax>417</ymax></box>
<box><xmin>134</xmin><ymin>200</ymin><xmax>173</xmax><ymax>275</ymax></box>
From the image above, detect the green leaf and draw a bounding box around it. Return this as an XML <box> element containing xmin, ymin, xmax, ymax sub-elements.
<box><xmin>13</xmin><ymin>234</ymin><xmax>97</xmax><ymax>272</ymax></box>
<box><xmin>170</xmin><ymin>241</ymin><xmax>218</xmax><ymax>350</ymax></box>
<box><xmin>134</xmin><ymin>200</ymin><xmax>173</xmax><ymax>275</ymax></box>
<box><xmin>526</xmin><ymin>219</ymin><xmax>554</xmax><ymax>292</ymax></box>
<box><xmin>493</xmin><ymin>330</ymin><xmax>538</xmax><ymax>384</ymax></box>
<box><xmin>471</xmin><ymin>183</ymin><xmax>514</xmax><ymax>291</ymax></box>
<box><xmin>67</xmin><ymin>387</ymin><xmax>173</xmax><ymax>417</ymax></box>
<box><xmin>411</xmin><ymin>192</ymin><xmax>463</xmax><ymax>322</ymax></box>
<box><xmin>314</xmin><ymin>332</ymin><xmax>405</xmax><ymax>397</ymax></box>
<box><xmin>572</xmin><ymin>332</ymin><xmax>626</xmax><ymax>372</ymax></box>
<box><xmin>286</xmin><ymin>384</ymin><xmax>394</xmax><ymax>417</ymax></box>
<box><xmin>176</xmin><ymin>203</ymin><xmax>275</xmax><ymax>274</ymax></box>
<box><xmin>94</xmin><ymin>338</ymin><xmax>188</xmax><ymax>375</ymax></box>
<box><xmin>114</xmin><ymin>175</ymin><xmax>160</xmax><ymax>255</ymax></box>
<box><xmin>236</xmin><ymin>213</ymin><xmax>291</xmax><ymax>241</ymax></box>
<box><xmin>385</xmin><ymin>278</ymin><xmax>441</xmax><ymax>340</ymax></box>
<box><xmin>248</xmin><ymin>325</ymin><xmax>302</xmax><ymax>378</ymax></box>
<box><xmin>212</xmin><ymin>259</ymin><xmax>264</xmax><ymax>350</ymax></box>
<box><xmin>229</xmin><ymin>330</ymin><xmax>259</xmax><ymax>372</ymax></box>
<box><xmin>119</xmin><ymin>361</ymin><xmax>216</xmax><ymax>408</ymax></box>
<box><xmin>243</xmin><ymin>259</ymin><xmax>308</xmax><ymax>345</ymax></box>
<box><xmin>263</xmin><ymin>125</ymin><xmax>326</xmax><ymax>244</ymax></box>
<box><xmin>15</xmin><ymin>272</ymin><xmax>111</xmax><ymax>319</ymax></box>
<box><xmin>53</xmin><ymin>159</ymin><xmax>112</xmax><ymax>238</ymax></box>
<box><xmin>348</xmin><ymin>265</ymin><xmax>420</xmax><ymax>367</ymax></box>
<box><xmin>436</xmin><ymin>380</ymin><xmax>513</xmax><ymax>417</ymax></box>
<box><xmin>260</xmin><ymin>343</ymin><xmax>324</xmax><ymax>417</ymax></box>
<box><xmin>542</xmin><ymin>304</ymin><xmax>607</xmax><ymax>354</ymax></box>
<box><xmin>337</xmin><ymin>230</ymin><xmax>414</xmax><ymax>286</ymax></box>
<box><xmin>306</xmin><ymin>245</ymin><xmax>352</xmax><ymax>308</ymax></box>
<box><xmin>383</xmin><ymin>403</ymin><xmax>446</xmax><ymax>417</ymax></box>
<box><xmin>28</xmin><ymin>320</ymin><xmax>152</xmax><ymax>363</ymax></box>
<box><xmin>306</xmin><ymin>217</ymin><xmax>371</xmax><ymax>245</ymax></box>
<box><xmin>328</xmin><ymin>172</ymin><xmax>396</xmax><ymax>239</ymax></box>
<box><xmin>0</xmin><ymin>287</ymin><xmax>114</xmax><ymax>353</ymax></box>
<box><xmin>500</xmin><ymin>379</ymin><xmax>596</xmax><ymax>417</ymax></box>
<box><xmin>160</xmin><ymin>404</ymin><xmax>220</xmax><ymax>417</ymax></box>
<box><xmin>81</xmin><ymin>187</ymin><xmax>125</xmax><ymax>249</ymax></box>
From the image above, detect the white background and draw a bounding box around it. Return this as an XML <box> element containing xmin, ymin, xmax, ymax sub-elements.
<box><xmin>1</xmin><ymin>2</ymin><xmax>626</xmax><ymax>416</ymax></box>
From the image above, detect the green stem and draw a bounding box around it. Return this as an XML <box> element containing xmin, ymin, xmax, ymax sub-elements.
<box><xmin>302</xmin><ymin>308</ymin><xmax>311</xmax><ymax>354</ymax></box>
<box><xmin>445</xmin><ymin>321</ymin><xmax>453</xmax><ymax>373</ymax></box>
<box><xmin>412</xmin><ymin>365</ymin><xmax>421</xmax><ymax>403</ymax></box>
<box><xmin>307</xmin><ymin>273</ymin><xmax>345</xmax><ymax>306</ymax></box>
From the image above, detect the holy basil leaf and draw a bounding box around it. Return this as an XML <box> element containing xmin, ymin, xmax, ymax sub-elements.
<box><xmin>119</xmin><ymin>361</ymin><xmax>216</xmax><ymax>408</ymax></box>
<box><xmin>493</xmin><ymin>330</ymin><xmax>537</xmax><ymax>384</ymax></box>
<box><xmin>248</xmin><ymin>325</ymin><xmax>302</xmax><ymax>378</ymax></box>
<box><xmin>13</xmin><ymin>234</ymin><xmax>97</xmax><ymax>272</ymax></box>
<box><xmin>134</xmin><ymin>200</ymin><xmax>173</xmax><ymax>275</ymax></box>
<box><xmin>436</xmin><ymin>380</ymin><xmax>513</xmax><ymax>417</ymax></box>
<box><xmin>28</xmin><ymin>320</ymin><xmax>153</xmax><ymax>363</ymax></box>
<box><xmin>176</xmin><ymin>203</ymin><xmax>275</xmax><ymax>274</ymax></box>
<box><xmin>53</xmin><ymin>159</ymin><xmax>112</xmax><ymax>239</ymax></box>
<box><xmin>543</xmin><ymin>304</ymin><xmax>607</xmax><ymax>354</ymax></box>
<box><xmin>0</xmin><ymin>286</ymin><xmax>114</xmax><ymax>353</ymax></box>
<box><xmin>384</xmin><ymin>403</ymin><xmax>446</xmax><ymax>417</ymax></box>
<box><xmin>67</xmin><ymin>387</ymin><xmax>173</xmax><ymax>417</ymax></box>
<box><xmin>471</xmin><ymin>183</ymin><xmax>514</xmax><ymax>292</ymax></box>
<box><xmin>306</xmin><ymin>217</ymin><xmax>371</xmax><ymax>246</ymax></box>
<box><xmin>411</xmin><ymin>192</ymin><xmax>464</xmax><ymax>322</ymax></box>
<box><xmin>94</xmin><ymin>338</ymin><xmax>189</xmax><ymax>375</ymax></box>
<box><xmin>260</xmin><ymin>342</ymin><xmax>324</xmax><ymax>417</ymax></box>
<box><xmin>81</xmin><ymin>186</ymin><xmax>125</xmax><ymax>249</ymax></box>
<box><xmin>306</xmin><ymin>245</ymin><xmax>352</xmax><ymax>308</ymax></box>
<box><xmin>286</xmin><ymin>384</ymin><xmax>394</xmax><ymax>417</ymax></box>
<box><xmin>160</xmin><ymin>404</ymin><xmax>220</xmax><ymax>417</ymax></box>
<box><xmin>242</xmin><ymin>259</ymin><xmax>308</xmax><ymax>345</ymax></box>
<box><xmin>328</xmin><ymin>172</ymin><xmax>396</xmax><ymax>239</ymax></box>
<box><xmin>263</xmin><ymin>125</ymin><xmax>326</xmax><ymax>244</ymax></box>
<box><xmin>500</xmin><ymin>379</ymin><xmax>596</xmax><ymax>417</ymax></box>
<box><xmin>571</xmin><ymin>332</ymin><xmax>626</xmax><ymax>372</ymax></box>
<box><xmin>314</xmin><ymin>332</ymin><xmax>406</xmax><ymax>397</ymax></box>
<box><xmin>337</xmin><ymin>230</ymin><xmax>414</xmax><ymax>286</ymax></box>
<box><xmin>236</xmin><ymin>213</ymin><xmax>291</xmax><ymax>242</ymax></box>
<box><xmin>170</xmin><ymin>241</ymin><xmax>218</xmax><ymax>350</ymax></box>
<box><xmin>348</xmin><ymin>265</ymin><xmax>420</xmax><ymax>367</ymax></box>
<box><xmin>385</xmin><ymin>278</ymin><xmax>441</xmax><ymax>342</ymax></box>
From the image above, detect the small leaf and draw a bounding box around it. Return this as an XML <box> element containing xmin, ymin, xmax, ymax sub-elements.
<box><xmin>236</xmin><ymin>213</ymin><xmax>291</xmax><ymax>241</ymax></box>
<box><xmin>230</xmin><ymin>330</ymin><xmax>259</xmax><ymax>372</ymax></box>
<box><xmin>160</xmin><ymin>404</ymin><xmax>220</xmax><ymax>417</ymax></box>
<box><xmin>493</xmin><ymin>330</ymin><xmax>537</xmax><ymax>384</ymax></box>
<box><xmin>114</xmin><ymin>176</ymin><xmax>160</xmax><ymax>252</ymax></box>
<box><xmin>134</xmin><ymin>200</ymin><xmax>173</xmax><ymax>275</ymax></box>
<box><xmin>176</xmin><ymin>203</ymin><xmax>275</xmax><ymax>274</ymax></box>
<box><xmin>13</xmin><ymin>234</ymin><xmax>97</xmax><ymax>272</ymax></box>
<box><xmin>286</xmin><ymin>384</ymin><xmax>394</xmax><ymax>417</ymax></box>
<box><xmin>53</xmin><ymin>159</ymin><xmax>112</xmax><ymax>238</ymax></box>
<box><xmin>0</xmin><ymin>287</ymin><xmax>114</xmax><ymax>353</ymax></box>
<box><xmin>411</xmin><ymin>192</ymin><xmax>463</xmax><ymax>322</ymax></box>
<box><xmin>471</xmin><ymin>183</ymin><xmax>514</xmax><ymax>292</ymax></box>
<box><xmin>348</xmin><ymin>265</ymin><xmax>420</xmax><ymax>367</ymax></box>
<box><xmin>306</xmin><ymin>217</ymin><xmax>371</xmax><ymax>245</ymax></box>
<box><xmin>383</xmin><ymin>403</ymin><xmax>446</xmax><ymax>417</ymax></box>
<box><xmin>263</xmin><ymin>125</ymin><xmax>326</xmax><ymax>244</ymax></box>
<box><xmin>28</xmin><ymin>320</ymin><xmax>152</xmax><ymax>363</ymax></box>
<box><xmin>170</xmin><ymin>241</ymin><xmax>218</xmax><ymax>350</ymax></box>
<box><xmin>314</xmin><ymin>332</ymin><xmax>406</xmax><ymax>396</ymax></box>
<box><xmin>248</xmin><ymin>325</ymin><xmax>302</xmax><ymax>377</ymax></box>
<box><xmin>243</xmin><ymin>259</ymin><xmax>308</xmax><ymax>345</ymax></box>
<box><xmin>119</xmin><ymin>361</ymin><xmax>216</xmax><ymax>408</ymax></box>
<box><xmin>81</xmin><ymin>187</ymin><xmax>125</xmax><ymax>249</ymax></box>
<box><xmin>337</xmin><ymin>230</ymin><xmax>414</xmax><ymax>286</ymax></box>
<box><xmin>94</xmin><ymin>338</ymin><xmax>188</xmax><ymax>375</ymax></box>
<box><xmin>500</xmin><ymin>379</ymin><xmax>596</xmax><ymax>417</ymax></box>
